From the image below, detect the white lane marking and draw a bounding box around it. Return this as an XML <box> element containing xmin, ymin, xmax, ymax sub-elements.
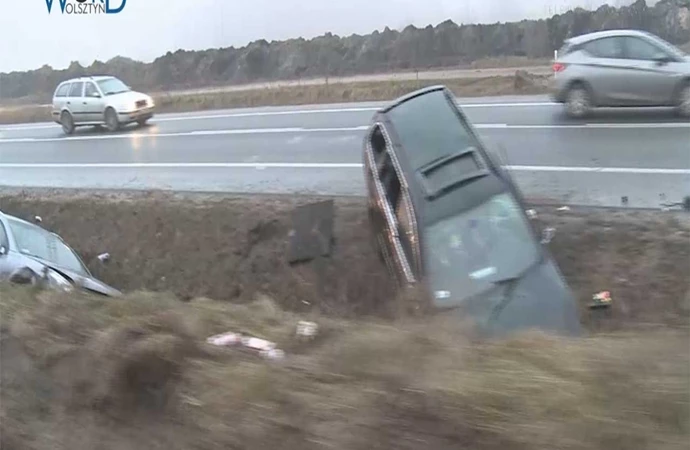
<box><xmin>475</xmin><ymin>123</ymin><xmax>690</xmax><ymax>129</ymax></box>
<box><xmin>0</xmin><ymin>101</ymin><xmax>557</xmax><ymax>131</ymax></box>
<box><xmin>2</xmin><ymin>121</ymin><xmax>690</xmax><ymax>144</ymax></box>
<box><xmin>0</xmin><ymin>126</ymin><xmax>370</xmax><ymax>143</ymax></box>
<box><xmin>1</xmin><ymin>163</ymin><xmax>688</xmax><ymax>175</ymax></box>
<box><xmin>462</xmin><ymin>102</ymin><xmax>557</xmax><ymax>108</ymax></box>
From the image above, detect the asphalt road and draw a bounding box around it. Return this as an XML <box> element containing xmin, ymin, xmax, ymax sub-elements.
<box><xmin>1</xmin><ymin>95</ymin><xmax>689</xmax><ymax>208</ymax></box>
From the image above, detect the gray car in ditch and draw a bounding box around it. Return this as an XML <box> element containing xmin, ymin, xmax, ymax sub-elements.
<box><xmin>362</xmin><ymin>85</ymin><xmax>582</xmax><ymax>337</ymax></box>
<box><xmin>0</xmin><ymin>211</ymin><xmax>121</xmax><ymax>297</ymax></box>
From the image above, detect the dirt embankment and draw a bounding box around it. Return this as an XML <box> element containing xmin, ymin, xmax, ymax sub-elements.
<box><xmin>0</xmin><ymin>189</ymin><xmax>688</xmax><ymax>332</ymax></box>
<box><xmin>1</xmin><ymin>190</ymin><xmax>688</xmax><ymax>450</ymax></box>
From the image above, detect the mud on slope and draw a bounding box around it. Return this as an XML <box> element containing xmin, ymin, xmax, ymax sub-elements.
<box><xmin>0</xmin><ymin>188</ymin><xmax>688</xmax><ymax>331</ymax></box>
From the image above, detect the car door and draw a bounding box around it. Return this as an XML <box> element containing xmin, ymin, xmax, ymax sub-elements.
<box><xmin>66</xmin><ymin>81</ymin><xmax>85</xmax><ymax>122</ymax></box>
<box><xmin>82</xmin><ymin>81</ymin><xmax>105</xmax><ymax>122</ymax></box>
<box><xmin>52</xmin><ymin>82</ymin><xmax>72</xmax><ymax>120</ymax></box>
<box><xmin>579</xmin><ymin>36</ymin><xmax>630</xmax><ymax>105</ymax></box>
<box><xmin>621</xmin><ymin>36</ymin><xmax>680</xmax><ymax>106</ymax></box>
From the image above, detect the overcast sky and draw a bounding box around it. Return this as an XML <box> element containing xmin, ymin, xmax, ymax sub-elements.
<box><xmin>1</xmin><ymin>0</ymin><xmax>649</xmax><ymax>72</ymax></box>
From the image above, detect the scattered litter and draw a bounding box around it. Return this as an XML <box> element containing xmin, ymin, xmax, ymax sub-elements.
<box><xmin>206</xmin><ymin>331</ymin><xmax>284</xmax><ymax>361</ymax></box>
<box><xmin>526</xmin><ymin>209</ymin><xmax>538</xmax><ymax>219</ymax></box>
<box><xmin>34</xmin><ymin>215</ymin><xmax>42</xmax><ymax>223</ymax></box>
<box><xmin>97</xmin><ymin>253</ymin><xmax>111</xmax><ymax>263</ymax></box>
<box><xmin>296</xmin><ymin>321</ymin><xmax>318</xmax><ymax>339</ymax></box>
<box><xmin>590</xmin><ymin>291</ymin><xmax>613</xmax><ymax>309</ymax></box>
<box><xmin>540</xmin><ymin>227</ymin><xmax>556</xmax><ymax>244</ymax></box>
<box><xmin>302</xmin><ymin>300</ymin><xmax>311</xmax><ymax>305</ymax></box>
<box><xmin>557</xmin><ymin>206</ymin><xmax>571</xmax><ymax>212</ymax></box>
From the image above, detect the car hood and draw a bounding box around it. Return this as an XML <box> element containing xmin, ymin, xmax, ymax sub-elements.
<box><xmin>451</xmin><ymin>258</ymin><xmax>582</xmax><ymax>338</ymax></box>
<box><xmin>107</xmin><ymin>90</ymin><xmax>151</xmax><ymax>106</ymax></box>
<box><xmin>23</xmin><ymin>254</ymin><xmax>121</xmax><ymax>297</ymax></box>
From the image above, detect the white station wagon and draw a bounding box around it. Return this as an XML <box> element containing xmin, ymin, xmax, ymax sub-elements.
<box><xmin>51</xmin><ymin>76</ymin><xmax>155</xmax><ymax>134</ymax></box>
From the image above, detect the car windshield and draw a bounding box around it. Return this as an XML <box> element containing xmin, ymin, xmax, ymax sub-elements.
<box><xmin>97</xmin><ymin>77</ymin><xmax>130</xmax><ymax>96</ymax></box>
<box><xmin>646</xmin><ymin>33</ymin><xmax>687</xmax><ymax>58</ymax></box>
<box><xmin>7</xmin><ymin>218</ymin><xmax>89</xmax><ymax>276</ymax></box>
<box><xmin>423</xmin><ymin>192</ymin><xmax>540</xmax><ymax>307</ymax></box>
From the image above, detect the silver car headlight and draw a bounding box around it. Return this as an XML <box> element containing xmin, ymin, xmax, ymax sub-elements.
<box><xmin>45</xmin><ymin>269</ymin><xmax>74</xmax><ymax>293</ymax></box>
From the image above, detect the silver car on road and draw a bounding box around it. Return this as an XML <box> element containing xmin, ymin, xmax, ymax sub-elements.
<box><xmin>51</xmin><ymin>76</ymin><xmax>155</xmax><ymax>134</ymax></box>
<box><xmin>550</xmin><ymin>29</ymin><xmax>690</xmax><ymax>118</ymax></box>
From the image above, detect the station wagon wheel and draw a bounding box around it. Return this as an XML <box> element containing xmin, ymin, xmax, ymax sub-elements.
<box><xmin>104</xmin><ymin>107</ymin><xmax>120</xmax><ymax>132</ymax></box>
<box><xmin>678</xmin><ymin>83</ymin><xmax>690</xmax><ymax>118</ymax></box>
<box><xmin>564</xmin><ymin>83</ymin><xmax>591</xmax><ymax>118</ymax></box>
<box><xmin>60</xmin><ymin>111</ymin><xmax>75</xmax><ymax>135</ymax></box>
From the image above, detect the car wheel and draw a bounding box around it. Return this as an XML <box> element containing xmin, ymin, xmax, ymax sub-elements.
<box><xmin>137</xmin><ymin>118</ymin><xmax>149</xmax><ymax>127</ymax></box>
<box><xmin>677</xmin><ymin>83</ymin><xmax>690</xmax><ymax>118</ymax></box>
<box><xmin>104</xmin><ymin>108</ymin><xmax>120</xmax><ymax>132</ymax></box>
<box><xmin>564</xmin><ymin>84</ymin><xmax>592</xmax><ymax>118</ymax></box>
<box><xmin>60</xmin><ymin>111</ymin><xmax>75</xmax><ymax>135</ymax></box>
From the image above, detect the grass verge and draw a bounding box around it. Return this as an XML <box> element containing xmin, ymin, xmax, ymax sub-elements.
<box><xmin>1</xmin><ymin>285</ymin><xmax>688</xmax><ymax>450</ymax></box>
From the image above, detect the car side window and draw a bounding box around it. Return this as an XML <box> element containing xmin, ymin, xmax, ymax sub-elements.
<box><xmin>583</xmin><ymin>37</ymin><xmax>625</xmax><ymax>59</ymax></box>
<box><xmin>55</xmin><ymin>83</ymin><xmax>71</xmax><ymax>98</ymax></box>
<box><xmin>84</xmin><ymin>82</ymin><xmax>99</xmax><ymax>97</ymax></box>
<box><xmin>624</xmin><ymin>37</ymin><xmax>669</xmax><ymax>61</ymax></box>
<box><xmin>68</xmin><ymin>82</ymin><xmax>84</xmax><ymax>97</ymax></box>
<box><xmin>395</xmin><ymin>192</ymin><xmax>417</xmax><ymax>273</ymax></box>
<box><xmin>378</xmin><ymin>151</ymin><xmax>401</xmax><ymax>210</ymax></box>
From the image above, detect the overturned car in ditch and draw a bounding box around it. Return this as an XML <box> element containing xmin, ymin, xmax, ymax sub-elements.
<box><xmin>0</xmin><ymin>210</ymin><xmax>121</xmax><ymax>297</ymax></box>
<box><xmin>363</xmin><ymin>85</ymin><xmax>581</xmax><ymax>337</ymax></box>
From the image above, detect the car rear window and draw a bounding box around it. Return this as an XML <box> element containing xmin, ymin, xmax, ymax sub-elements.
<box><xmin>55</xmin><ymin>83</ymin><xmax>71</xmax><ymax>98</ymax></box>
<box><xmin>387</xmin><ymin>90</ymin><xmax>479</xmax><ymax>171</ymax></box>
<box><xmin>68</xmin><ymin>82</ymin><xmax>84</xmax><ymax>97</ymax></box>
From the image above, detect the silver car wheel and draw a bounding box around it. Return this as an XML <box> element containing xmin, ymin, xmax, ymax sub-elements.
<box><xmin>105</xmin><ymin>108</ymin><xmax>120</xmax><ymax>132</ymax></box>
<box><xmin>565</xmin><ymin>86</ymin><xmax>590</xmax><ymax>118</ymax></box>
<box><xmin>679</xmin><ymin>85</ymin><xmax>690</xmax><ymax>118</ymax></box>
<box><xmin>60</xmin><ymin>111</ymin><xmax>75</xmax><ymax>135</ymax></box>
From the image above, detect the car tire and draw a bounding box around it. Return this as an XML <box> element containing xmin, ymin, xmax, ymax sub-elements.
<box><xmin>60</xmin><ymin>111</ymin><xmax>75</xmax><ymax>135</ymax></box>
<box><xmin>676</xmin><ymin>82</ymin><xmax>690</xmax><ymax>118</ymax></box>
<box><xmin>564</xmin><ymin>83</ymin><xmax>592</xmax><ymax>118</ymax></box>
<box><xmin>104</xmin><ymin>107</ymin><xmax>120</xmax><ymax>132</ymax></box>
<box><xmin>137</xmin><ymin>118</ymin><xmax>149</xmax><ymax>127</ymax></box>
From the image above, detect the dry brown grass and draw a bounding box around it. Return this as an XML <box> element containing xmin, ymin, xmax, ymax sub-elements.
<box><xmin>0</xmin><ymin>74</ymin><xmax>548</xmax><ymax>125</ymax></box>
<box><xmin>1</xmin><ymin>285</ymin><xmax>688</xmax><ymax>450</ymax></box>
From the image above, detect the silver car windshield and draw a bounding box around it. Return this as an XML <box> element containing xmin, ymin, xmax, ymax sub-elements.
<box><xmin>7</xmin><ymin>218</ymin><xmax>89</xmax><ymax>276</ymax></box>
<box><xmin>423</xmin><ymin>192</ymin><xmax>540</xmax><ymax>307</ymax></box>
<box><xmin>97</xmin><ymin>78</ymin><xmax>130</xmax><ymax>96</ymax></box>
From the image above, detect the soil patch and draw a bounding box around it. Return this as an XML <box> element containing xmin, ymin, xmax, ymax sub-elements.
<box><xmin>0</xmin><ymin>189</ymin><xmax>688</xmax><ymax>333</ymax></box>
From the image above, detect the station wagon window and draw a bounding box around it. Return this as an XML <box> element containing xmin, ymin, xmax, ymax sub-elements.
<box><xmin>370</xmin><ymin>125</ymin><xmax>388</xmax><ymax>166</ymax></box>
<box><xmin>68</xmin><ymin>82</ymin><xmax>84</xmax><ymax>97</ymax></box>
<box><xmin>624</xmin><ymin>37</ymin><xmax>669</xmax><ymax>61</ymax></box>
<box><xmin>395</xmin><ymin>193</ymin><xmax>416</xmax><ymax>272</ymax></box>
<box><xmin>583</xmin><ymin>37</ymin><xmax>625</xmax><ymax>59</ymax></box>
<box><xmin>84</xmin><ymin>82</ymin><xmax>99</xmax><ymax>97</ymax></box>
<box><xmin>387</xmin><ymin>90</ymin><xmax>478</xmax><ymax>170</ymax></box>
<box><xmin>378</xmin><ymin>151</ymin><xmax>401</xmax><ymax>209</ymax></box>
<box><xmin>55</xmin><ymin>83</ymin><xmax>71</xmax><ymax>98</ymax></box>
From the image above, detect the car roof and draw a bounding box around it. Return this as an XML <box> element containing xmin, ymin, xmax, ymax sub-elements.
<box><xmin>59</xmin><ymin>75</ymin><xmax>114</xmax><ymax>84</ymax></box>
<box><xmin>374</xmin><ymin>86</ymin><xmax>514</xmax><ymax>226</ymax></box>
<box><xmin>566</xmin><ymin>29</ymin><xmax>650</xmax><ymax>45</ymax></box>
